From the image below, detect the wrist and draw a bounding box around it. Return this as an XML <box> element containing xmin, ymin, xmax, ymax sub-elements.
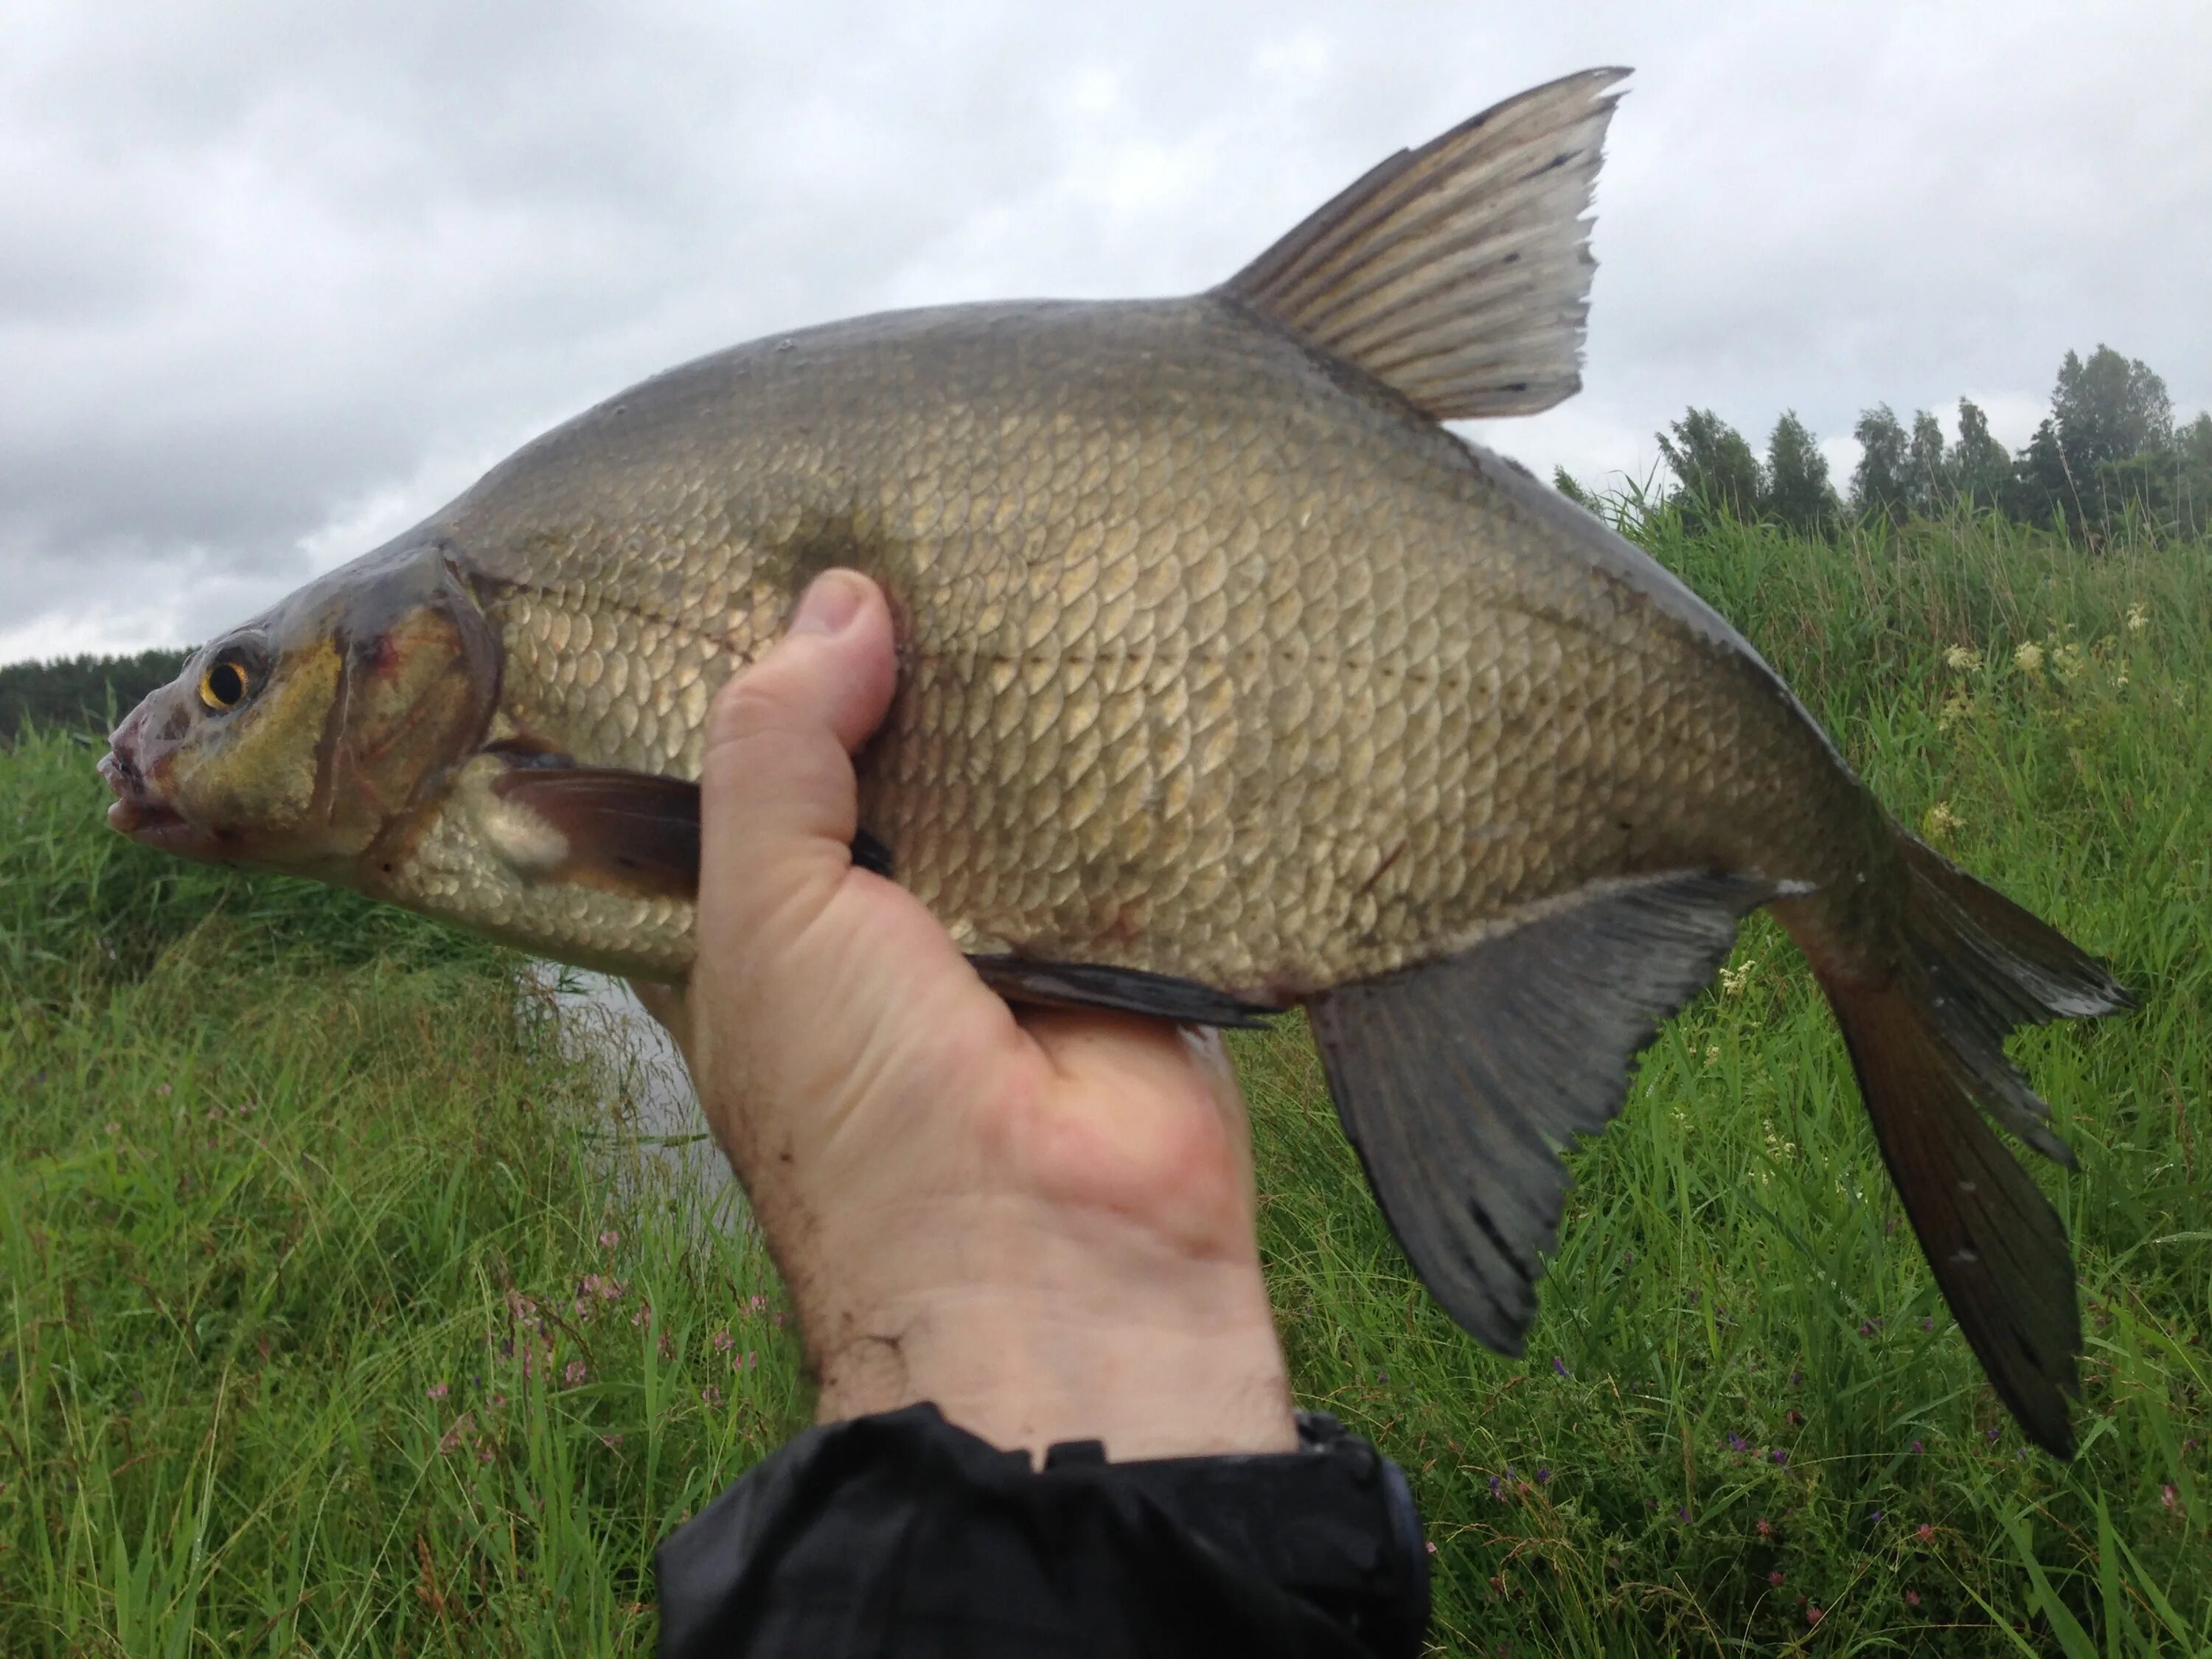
<box><xmin>801</xmin><ymin>1200</ymin><xmax>1298</xmax><ymax>1458</ymax></box>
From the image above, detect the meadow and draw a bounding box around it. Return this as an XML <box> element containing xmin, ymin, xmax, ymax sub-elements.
<box><xmin>3</xmin><ymin>511</ymin><xmax>2207</xmax><ymax>1655</ymax></box>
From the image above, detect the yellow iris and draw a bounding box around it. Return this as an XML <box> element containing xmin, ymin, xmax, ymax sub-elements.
<box><xmin>199</xmin><ymin>659</ymin><xmax>251</xmax><ymax>712</ymax></box>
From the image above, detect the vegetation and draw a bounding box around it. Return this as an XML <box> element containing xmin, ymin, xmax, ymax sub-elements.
<box><xmin>4</xmin><ymin>510</ymin><xmax>2208</xmax><ymax>1653</ymax></box>
<box><xmin>1</xmin><ymin>649</ymin><xmax>191</xmax><ymax>743</ymax></box>
<box><xmin>1638</xmin><ymin>344</ymin><xmax>2212</xmax><ymax>543</ymax></box>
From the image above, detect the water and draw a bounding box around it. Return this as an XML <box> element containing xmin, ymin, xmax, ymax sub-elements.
<box><xmin>529</xmin><ymin>964</ymin><xmax>748</xmax><ymax>1231</ymax></box>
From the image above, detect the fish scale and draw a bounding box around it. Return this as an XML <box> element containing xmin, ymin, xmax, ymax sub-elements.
<box><xmin>102</xmin><ymin>69</ymin><xmax>2133</xmax><ymax>1456</ymax></box>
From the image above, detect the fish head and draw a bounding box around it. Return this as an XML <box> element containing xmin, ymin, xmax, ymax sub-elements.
<box><xmin>100</xmin><ymin>538</ymin><xmax>500</xmax><ymax>885</ymax></box>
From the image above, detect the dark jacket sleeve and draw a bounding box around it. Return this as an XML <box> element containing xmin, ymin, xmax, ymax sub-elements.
<box><xmin>656</xmin><ymin>1402</ymin><xmax>1430</xmax><ymax>1658</ymax></box>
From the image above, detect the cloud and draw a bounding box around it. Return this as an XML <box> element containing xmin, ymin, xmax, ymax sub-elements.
<box><xmin>2</xmin><ymin>0</ymin><xmax>2208</xmax><ymax>660</ymax></box>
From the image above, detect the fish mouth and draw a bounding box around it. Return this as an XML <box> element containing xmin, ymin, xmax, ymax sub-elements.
<box><xmin>98</xmin><ymin>747</ymin><xmax>206</xmax><ymax>853</ymax></box>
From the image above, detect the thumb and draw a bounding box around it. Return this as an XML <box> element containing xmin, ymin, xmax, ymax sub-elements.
<box><xmin>699</xmin><ymin>569</ymin><xmax>898</xmax><ymax>937</ymax></box>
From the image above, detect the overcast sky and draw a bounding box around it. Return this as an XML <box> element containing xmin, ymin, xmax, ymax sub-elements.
<box><xmin>3</xmin><ymin>0</ymin><xmax>2207</xmax><ymax>664</ymax></box>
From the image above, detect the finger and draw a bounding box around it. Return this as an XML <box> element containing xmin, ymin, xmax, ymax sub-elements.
<box><xmin>698</xmin><ymin>571</ymin><xmax>898</xmax><ymax>931</ymax></box>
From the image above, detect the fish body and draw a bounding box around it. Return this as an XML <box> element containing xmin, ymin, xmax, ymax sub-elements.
<box><xmin>102</xmin><ymin>71</ymin><xmax>2130</xmax><ymax>1455</ymax></box>
<box><xmin>393</xmin><ymin>292</ymin><xmax>1871</xmax><ymax>994</ymax></box>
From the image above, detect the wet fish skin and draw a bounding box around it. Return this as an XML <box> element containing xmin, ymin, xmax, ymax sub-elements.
<box><xmin>422</xmin><ymin>295</ymin><xmax>1873</xmax><ymax>995</ymax></box>
<box><xmin>101</xmin><ymin>69</ymin><xmax>2134</xmax><ymax>1456</ymax></box>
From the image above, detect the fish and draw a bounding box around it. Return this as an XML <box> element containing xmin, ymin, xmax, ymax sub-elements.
<box><xmin>100</xmin><ymin>69</ymin><xmax>2132</xmax><ymax>1455</ymax></box>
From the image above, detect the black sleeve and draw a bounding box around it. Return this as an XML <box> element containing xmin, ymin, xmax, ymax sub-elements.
<box><xmin>655</xmin><ymin>1402</ymin><xmax>1431</xmax><ymax>1658</ymax></box>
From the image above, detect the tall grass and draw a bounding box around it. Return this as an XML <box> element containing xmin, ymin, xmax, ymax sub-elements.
<box><xmin>4</xmin><ymin>511</ymin><xmax>2208</xmax><ymax>1653</ymax></box>
<box><xmin>3</xmin><ymin>733</ymin><xmax>805</xmax><ymax>1655</ymax></box>
<box><xmin>1247</xmin><ymin>509</ymin><xmax>2211</xmax><ymax>1652</ymax></box>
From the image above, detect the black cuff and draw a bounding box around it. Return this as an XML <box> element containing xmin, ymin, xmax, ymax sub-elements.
<box><xmin>657</xmin><ymin>1403</ymin><xmax>1430</xmax><ymax>1658</ymax></box>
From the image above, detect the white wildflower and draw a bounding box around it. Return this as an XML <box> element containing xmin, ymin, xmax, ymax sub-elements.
<box><xmin>1942</xmin><ymin>644</ymin><xmax>1983</xmax><ymax>672</ymax></box>
<box><xmin>2013</xmin><ymin>641</ymin><xmax>2045</xmax><ymax>675</ymax></box>
<box><xmin>1922</xmin><ymin>801</ymin><xmax>1964</xmax><ymax>841</ymax></box>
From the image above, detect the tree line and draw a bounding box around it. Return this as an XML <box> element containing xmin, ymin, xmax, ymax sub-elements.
<box><xmin>1571</xmin><ymin>344</ymin><xmax>2212</xmax><ymax>544</ymax></box>
<box><xmin>1</xmin><ymin>648</ymin><xmax>190</xmax><ymax>739</ymax></box>
<box><xmin>6</xmin><ymin>341</ymin><xmax>2203</xmax><ymax>737</ymax></box>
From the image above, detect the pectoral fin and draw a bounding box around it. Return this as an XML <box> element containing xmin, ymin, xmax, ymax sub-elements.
<box><xmin>482</xmin><ymin>752</ymin><xmax>896</xmax><ymax>903</ymax></box>
<box><xmin>1309</xmin><ymin>870</ymin><xmax>1791</xmax><ymax>1353</ymax></box>
<box><xmin>488</xmin><ymin>763</ymin><xmax>703</xmax><ymax>901</ymax></box>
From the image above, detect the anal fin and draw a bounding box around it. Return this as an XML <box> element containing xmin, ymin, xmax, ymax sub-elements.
<box><xmin>1309</xmin><ymin>870</ymin><xmax>1791</xmax><ymax>1354</ymax></box>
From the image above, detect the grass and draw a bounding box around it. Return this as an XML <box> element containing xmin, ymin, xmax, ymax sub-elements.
<box><xmin>4</xmin><ymin>510</ymin><xmax>2208</xmax><ymax>1653</ymax></box>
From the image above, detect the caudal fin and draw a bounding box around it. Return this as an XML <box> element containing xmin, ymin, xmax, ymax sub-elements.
<box><xmin>1815</xmin><ymin>836</ymin><xmax>2132</xmax><ymax>1458</ymax></box>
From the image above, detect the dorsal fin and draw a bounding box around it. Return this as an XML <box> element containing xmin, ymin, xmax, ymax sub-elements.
<box><xmin>1222</xmin><ymin>67</ymin><xmax>1629</xmax><ymax>421</ymax></box>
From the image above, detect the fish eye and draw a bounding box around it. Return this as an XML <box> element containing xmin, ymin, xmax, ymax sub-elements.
<box><xmin>198</xmin><ymin>653</ymin><xmax>254</xmax><ymax>713</ymax></box>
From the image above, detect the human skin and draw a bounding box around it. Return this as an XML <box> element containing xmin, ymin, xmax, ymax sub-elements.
<box><xmin>633</xmin><ymin>568</ymin><xmax>1298</xmax><ymax>1459</ymax></box>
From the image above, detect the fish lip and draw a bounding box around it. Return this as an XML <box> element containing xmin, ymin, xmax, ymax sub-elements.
<box><xmin>98</xmin><ymin>747</ymin><xmax>203</xmax><ymax>851</ymax></box>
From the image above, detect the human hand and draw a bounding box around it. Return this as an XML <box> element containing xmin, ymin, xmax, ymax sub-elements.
<box><xmin>633</xmin><ymin>570</ymin><xmax>1296</xmax><ymax>1460</ymax></box>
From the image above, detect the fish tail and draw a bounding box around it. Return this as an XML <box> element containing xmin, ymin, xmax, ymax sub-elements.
<box><xmin>1804</xmin><ymin>833</ymin><xmax>2132</xmax><ymax>1457</ymax></box>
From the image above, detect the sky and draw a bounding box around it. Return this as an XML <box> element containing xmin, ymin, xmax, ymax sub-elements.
<box><xmin>2</xmin><ymin>0</ymin><xmax>2207</xmax><ymax>664</ymax></box>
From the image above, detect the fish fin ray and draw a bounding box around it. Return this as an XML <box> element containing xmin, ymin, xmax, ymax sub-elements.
<box><xmin>1821</xmin><ymin>976</ymin><xmax>2085</xmax><ymax>1457</ymax></box>
<box><xmin>851</xmin><ymin>826</ymin><xmax>895</xmax><ymax>877</ymax></box>
<box><xmin>1222</xmin><ymin>67</ymin><xmax>1628</xmax><ymax>420</ymax></box>
<box><xmin>1801</xmin><ymin>834</ymin><xmax>2131</xmax><ymax>1457</ymax></box>
<box><xmin>970</xmin><ymin>956</ymin><xmax>1282</xmax><ymax>1029</ymax></box>
<box><xmin>490</xmin><ymin>764</ymin><xmax>701</xmax><ymax>901</ymax></box>
<box><xmin>1308</xmin><ymin>869</ymin><xmax>1780</xmax><ymax>1353</ymax></box>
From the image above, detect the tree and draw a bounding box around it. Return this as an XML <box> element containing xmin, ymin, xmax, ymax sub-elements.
<box><xmin>1657</xmin><ymin>408</ymin><xmax>1763</xmax><ymax>532</ymax></box>
<box><xmin>2008</xmin><ymin>417</ymin><xmax>2074</xmax><ymax>529</ymax></box>
<box><xmin>2053</xmin><ymin>345</ymin><xmax>2171</xmax><ymax>476</ymax></box>
<box><xmin>1906</xmin><ymin>408</ymin><xmax>1950</xmax><ymax>517</ymax></box>
<box><xmin>1849</xmin><ymin>405</ymin><xmax>1911</xmax><ymax>524</ymax></box>
<box><xmin>1759</xmin><ymin>411</ymin><xmax>1837</xmax><ymax>537</ymax></box>
<box><xmin>0</xmin><ymin>648</ymin><xmax>190</xmax><ymax>740</ymax></box>
<box><xmin>2177</xmin><ymin>412</ymin><xmax>2212</xmax><ymax>537</ymax></box>
<box><xmin>1949</xmin><ymin>398</ymin><xmax>2011</xmax><ymax>507</ymax></box>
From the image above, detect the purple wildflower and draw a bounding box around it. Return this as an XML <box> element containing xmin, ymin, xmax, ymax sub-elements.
<box><xmin>1552</xmin><ymin>1357</ymin><xmax>1571</xmax><ymax>1379</ymax></box>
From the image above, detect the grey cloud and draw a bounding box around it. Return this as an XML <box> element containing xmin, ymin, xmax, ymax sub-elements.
<box><xmin>3</xmin><ymin>0</ymin><xmax>2208</xmax><ymax>661</ymax></box>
